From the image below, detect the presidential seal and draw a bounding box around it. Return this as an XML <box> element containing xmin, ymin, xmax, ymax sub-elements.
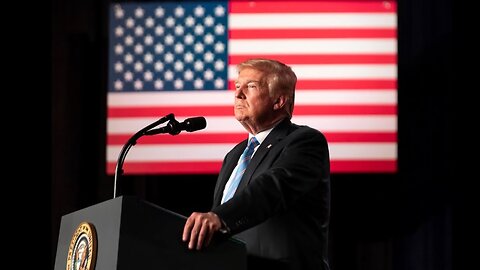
<box><xmin>66</xmin><ymin>222</ymin><xmax>97</xmax><ymax>270</ymax></box>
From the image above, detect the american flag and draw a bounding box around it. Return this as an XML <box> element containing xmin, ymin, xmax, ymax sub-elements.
<box><xmin>107</xmin><ymin>0</ymin><xmax>397</xmax><ymax>174</ymax></box>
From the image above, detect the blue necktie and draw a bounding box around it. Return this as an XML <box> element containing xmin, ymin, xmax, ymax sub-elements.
<box><xmin>222</xmin><ymin>137</ymin><xmax>259</xmax><ymax>204</ymax></box>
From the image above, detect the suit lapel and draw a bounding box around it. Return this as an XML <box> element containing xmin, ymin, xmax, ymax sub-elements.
<box><xmin>213</xmin><ymin>139</ymin><xmax>247</xmax><ymax>205</ymax></box>
<box><xmin>236</xmin><ymin>119</ymin><xmax>292</xmax><ymax>192</ymax></box>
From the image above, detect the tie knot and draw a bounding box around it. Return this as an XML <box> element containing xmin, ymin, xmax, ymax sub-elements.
<box><xmin>248</xmin><ymin>137</ymin><xmax>259</xmax><ymax>149</ymax></box>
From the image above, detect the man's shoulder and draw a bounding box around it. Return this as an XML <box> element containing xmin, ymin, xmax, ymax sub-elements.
<box><xmin>290</xmin><ymin>122</ymin><xmax>324</xmax><ymax>136</ymax></box>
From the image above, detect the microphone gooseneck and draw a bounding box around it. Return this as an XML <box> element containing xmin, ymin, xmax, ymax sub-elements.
<box><xmin>113</xmin><ymin>114</ymin><xmax>207</xmax><ymax>198</ymax></box>
<box><xmin>144</xmin><ymin>116</ymin><xmax>207</xmax><ymax>135</ymax></box>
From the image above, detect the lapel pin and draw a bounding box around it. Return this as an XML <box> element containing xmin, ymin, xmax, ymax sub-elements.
<box><xmin>267</xmin><ymin>144</ymin><xmax>272</xmax><ymax>149</ymax></box>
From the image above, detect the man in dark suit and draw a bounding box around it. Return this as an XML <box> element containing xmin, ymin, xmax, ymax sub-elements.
<box><xmin>182</xmin><ymin>58</ymin><xmax>331</xmax><ymax>270</ymax></box>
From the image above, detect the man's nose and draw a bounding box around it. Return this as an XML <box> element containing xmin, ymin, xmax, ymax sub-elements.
<box><xmin>234</xmin><ymin>85</ymin><xmax>245</xmax><ymax>98</ymax></box>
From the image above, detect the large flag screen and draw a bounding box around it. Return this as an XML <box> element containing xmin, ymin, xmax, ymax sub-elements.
<box><xmin>107</xmin><ymin>0</ymin><xmax>397</xmax><ymax>174</ymax></box>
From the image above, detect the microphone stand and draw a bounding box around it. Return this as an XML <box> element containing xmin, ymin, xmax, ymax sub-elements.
<box><xmin>113</xmin><ymin>113</ymin><xmax>175</xmax><ymax>198</ymax></box>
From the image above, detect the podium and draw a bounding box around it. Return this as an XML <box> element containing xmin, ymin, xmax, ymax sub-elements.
<box><xmin>54</xmin><ymin>196</ymin><xmax>247</xmax><ymax>270</ymax></box>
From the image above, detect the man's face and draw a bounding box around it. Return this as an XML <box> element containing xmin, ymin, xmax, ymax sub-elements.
<box><xmin>234</xmin><ymin>68</ymin><xmax>275</xmax><ymax>126</ymax></box>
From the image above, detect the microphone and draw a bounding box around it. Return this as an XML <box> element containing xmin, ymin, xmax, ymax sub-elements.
<box><xmin>144</xmin><ymin>116</ymin><xmax>207</xmax><ymax>135</ymax></box>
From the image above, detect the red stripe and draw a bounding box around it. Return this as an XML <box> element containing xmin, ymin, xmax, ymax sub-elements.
<box><xmin>331</xmin><ymin>160</ymin><xmax>397</xmax><ymax>173</ymax></box>
<box><xmin>229</xmin><ymin>29</ymin><xmax>396</xmax><ymax>39</ymax></box>
<box><xmin>296</xmin><ymin>80</ymin><xmax>396</xmax><ymax>89</ymax></box>
<box><xmin>108</xmin><ymin>105</ymin><xmax>396</xmax><ymax>118</ymax></box>
<box><xmin>107</xmin><ymin>161</ymin><xmax>222</xmax><ymax>174</ymax></box>
<box><xmin>107</xmin><ymin>132</ymin><xmax>397</xmax><ymax>145</ymax></box>
<box><xmin>107</xmin><ymin>160</ymin><xmax>397</xmax><ymax>174</ymax></box>
<box><xmin>294</xmin><ymin>105</ymin><xmax>396</xmax><ymax>115</ymax></box>
<box><xmin>230</xmin><ymin>1</ymin><xmax>397</xmax><ymax>13</ymax></box>
<box><xmin>229</xmin><ymin>54</ymin><xmax>397</xmax><ymax>64</ymax></box>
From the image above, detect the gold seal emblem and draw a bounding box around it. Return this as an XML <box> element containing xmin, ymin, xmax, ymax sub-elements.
<box><xmin>66</xmin><ymin>222</ymin><xmax>97</xmax><ymax>270</ymax></box>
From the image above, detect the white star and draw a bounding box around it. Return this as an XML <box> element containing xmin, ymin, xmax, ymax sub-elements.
<box><xmin>124</xmin><ymin>71</ymin><xmax>133</xmax><ymax>81</ymax></box>
<box><xmin>144</xmin><ymin>70</ymin><xmax>153</xmax><ymax>81</ymax></box>
<box><xmin>155</xmin><ymin>26</ymin><xmax>164</xmax><ymax>36</ymax></box>
<box><xmin>174</xmin><ymin>79</ymin><xmax>184</xmax><ymax>89</ymax></box>
<box><xmin>145</xmin><ymin>17</ymin><xmax>155</xmax><ymax>28</ymax></box>
<box><xmin>184</xmin><ymin>34</ymin><xmax>194</xmax><ymax>45</ymax></box>
<box><xmin>184</xmin><ymin>69</ymin><xmax>194</xmax><ymax>80</ymax></box>
<box><xmin>125</xmin><ymin>17</ymin><xmax>135</xmax><ymax>28</ymax></box>
<box><xmin>194</xmin><ymin>60</ymin><xmax>204</xmax><ymax>71</ymax></box>
<box><xmin>124</xmin><ymin>35</ymin><xmax>134</xmax><ymax>46</ymax></box>
<box><xmin>134</xmin><ymin>61</ymin><xmax>144</xmax><ymax>72</ymax></box>
<box><xmin>134</xmin><ymin>44</ymin><xmax>144</xmax><ymax>54</ymax></box>
<box><xmin>194</xmin><ymin>78</ymin><xmax>204</xmax><ymax>89</ymax></box>
<box><xmin>194</xmin><ymin>24</ymin><xmax>204</xmax><ymax>35</ymax></box>
<box><xmin>134</xmin><ymin>79</ymin><xmax>143</xmax><ymax>90</ymax></box>
<box><xmin>164</xmin><ymin>70</ymin><xmax>174</xmax><ymax>80</ymax></box>
<box><xmin>204</xmin><ymin>51</ymin><xmax>214</xmax><ymax>62</ymax></box>
<box><xmin>144</xmin><ymin>53</ymin><xmax>153</xmax><ymax>63</ymax></box>
<box><xmin>134</xmin><ymin>7</ymin><xmax>144</xmax><ymax>18</ymax></box>
<box><xmin>114</xmin><ymin>5</ymin><xmax>124</xmax><ymax>19</ymax></box>
<box><xmin>114</xmin><ymin>44</ymin><xmax>124</xmax><ymax>54</ymax></box>
<box><xmin>174</xmin><ymin>25</ymin><xmax>184</xmax><ymax>36</ymax></box>
<box><xmin>204</xmin><ymin>33</ymin><xmax>214</xmax><ymax>45</ymax></box>
<box><xmin>154</xmin><ymin>79</ymin><xmax>164</xmax><ymax>90</ymax></box>
<box><xmin>124</xmin><ymin>53</ymin><xmax>133</xmax><ymax>64</ymax></box>
<box><xmin>154</xmin><ymin>61</ymin><xmax>164</xmax><ymax>71</ymax></box>
<box><xmin>194</xmin><ymin>42</ymin><xmax>204</xmax><ymax>53</ymax></box>
<box><xmin>214</xmin><ymin>24</ymin><xmax>225</xmax><ymax>35</ymax></box>
<box><xmin>214</xmin><ymin>60</ymin><xmax>225</xmax><ymax>71</ymax></box>
<box><xmin>204</xmin><ymin>69</ymin><xmax>214</xmax><ymax>80</ymax></box>
<box><xmin>135</xmin><ymin>26</ymin><xmax>144</xmax><ymax>36</ymax></box>
<box><xmin>194</xmin><ymin>5</ymin><xmax>205</xmax><ymax>17</ymax></box>
<box><xmin>155</xmin><ymin>7</ymin><xmax>165</xmax><ymax>18</ymax></box>
<box><xmin>174</xmin><ymin>61</ymin><xmax>184</xmax><ymax>71</ymax></box>
<box><xmin>174</xmin><ymin>6</ymin><xmax>185</xmax><ymax>17</ymax></box>
<box><xmin>155</xmin><ymin>44</ymin><xmax>164</xmax><ymax>54</ymax></box>
<box><xmin>164</xmin><ymin>34</ymin><xmax>174</xmax><ymax>45</ymax></box>
<box><xmin>144</xmin><ymin>35</ymin><xmax>153</xmax><ymax>45</ymax></box>
<box><xmin>114</xmin><ymin>62</ymin><xmax>123</xmax><ymax>72</ymax></box>
<box><xmin>114</xmin><ymin>80</ymin><xmax>123</xmax><ymax>90</ymax></box>
<box><xmin>214</xmin><ymin>5</ymin><xmax>226</xmax><ymax>17</ymax></box>
<box><xmin>184</xmin><ymin>52</ymin><xmax>194</xmax><ymax>63</ymax></box>
<box><xmin>174</xmin><ymin>43</ymin><xmax>184</xmax><ymax>54</ymax></box>
<box><xmin>185</xmin><ymin>16</ymin><xmax>195</xmax><ymax>27</ymax></box>
<box><xmin>214</xmin><ymin>42</ymin><xmax>225</xmax><ymax>53</ymax></box>
<box><xmin>164</xmin><ymin>52</ymin><xmax>174</xmax><ymax>63</ymax></box>
<box><xmin>204</xmin><ymin>16</ymin><xmax>214</xmax><ymax>27</ymax></box>
<box><xmin>165</xmin><ymin>17</ymin><xmax>175</xmax><ymax>27</ymax></box>
<box><xmin>214</xmin><ymin>78</ymin><xmax>225</xmax><ymax>89</ymax></box>
<box><xmin>115</xmin><ymin>26</ymin><xmax>124</xmax><ymax>37</ymax></box>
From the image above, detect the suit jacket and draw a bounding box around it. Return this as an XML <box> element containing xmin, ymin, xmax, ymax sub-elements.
<box><xmin>211</xmin><ymin>118</ymin><xmax>331</xmax><ymax>270</ymax></box>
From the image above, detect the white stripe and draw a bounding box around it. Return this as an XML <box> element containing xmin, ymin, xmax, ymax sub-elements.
<box><xmin>295</xmin><ymin>90</ymin><xmax>397</xmax><ymax>105</ymax></box>
<box><xmin>106</xmin><ymin>142</ymin><xmax>397</xmax><ymax>162</ymax></box>
<box><xmin>290</xmin><ymin>115</ymin><xmax>397</xmax><ymax>132</ymax></box>
<box><xmin>329</xmin><ymin>142</ymin><xmax>397</xmax><ymax>160</ymax></box>
<box><xmin>108</xmin><ymin>90</ymin><xmax>397</xmax><ymax>107</ymax></box>
<box><xmin>229</xmin><ymin>39</ymin><xmax>396</xmax><ymax>54</ymax></box>
<box><xmin>107</xmin><ymin>91</ymin><xmax>232</xmax><ymax>107</ymax></box>
<box><xmin>228</xmin><ymin>64</ymin><xmax>397</xmax><ymax>79</ymax></box>
<box><xmin>229</xmin><ymin>13</ymin><xmax>397</xmax><ymax>29</ymax></box>
<box><xmin>107</xmin><ymin>115</ymin><xmax>397</xmax><ymax>134</ymax></box>
<box><xmin>292</xmin><ymin>64</ymin><xmax>397</xmax><ymax>79</ymax></box>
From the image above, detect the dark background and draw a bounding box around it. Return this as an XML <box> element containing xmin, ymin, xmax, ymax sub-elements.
<box><xmin>52</xmin><ymin>0</ymin><xmax>462</xmax><ymax>269</ymax></box>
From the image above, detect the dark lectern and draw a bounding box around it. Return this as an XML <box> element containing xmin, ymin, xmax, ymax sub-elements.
<box><xmin>54</xmin><ymin>196</ymin><xmax>247</xmax><ymax>270</ymax></box>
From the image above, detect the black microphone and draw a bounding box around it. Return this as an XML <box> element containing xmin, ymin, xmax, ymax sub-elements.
<box><xmin>145</xmin><ymin>116</ymin><xmax>207</xmax><ymax>135</ymax></box>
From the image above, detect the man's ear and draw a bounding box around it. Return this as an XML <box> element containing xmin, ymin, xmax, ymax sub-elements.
<box><xmin>273</xmin><ymin>95</ymin><xmax>287</xmax><ymax>110</ymax></box>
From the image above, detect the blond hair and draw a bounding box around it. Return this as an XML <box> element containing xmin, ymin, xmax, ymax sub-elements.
<box><xmin>237</xmin><ymin>58</ymin><xmax>297</xmax><ymax>119</ymax></box>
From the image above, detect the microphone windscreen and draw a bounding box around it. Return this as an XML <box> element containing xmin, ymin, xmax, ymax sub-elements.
<box><xmin>184</xmin><ymin>117</ymin><xmax>207</xmax><ymax>132</ymax></box>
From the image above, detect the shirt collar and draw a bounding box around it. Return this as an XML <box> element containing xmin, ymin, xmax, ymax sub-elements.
<box><xmin>248</xmin><ymin>126</ymin><xmax>274</xmax><ymax>146</ymax></box>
